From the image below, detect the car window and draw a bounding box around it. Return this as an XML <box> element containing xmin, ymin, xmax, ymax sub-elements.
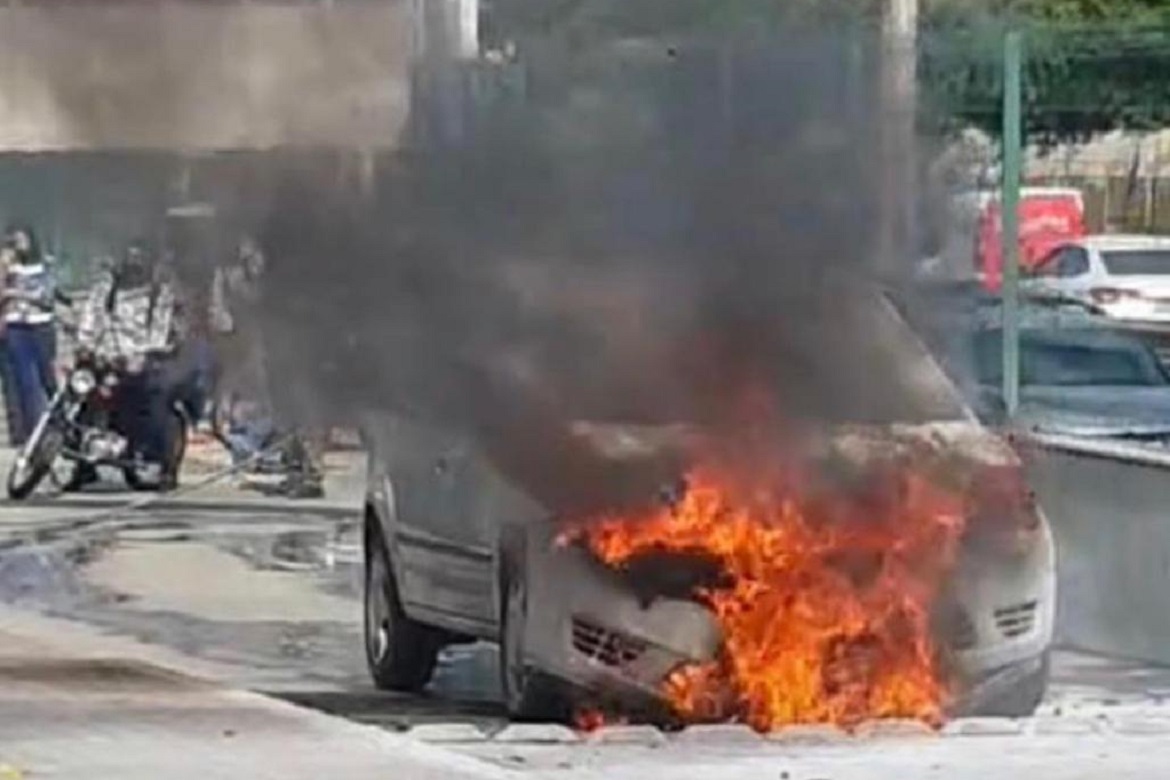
<box><xmin>1030</xmin><ymin>246</ymin><xmax>1087</xmax><ymax>279</ymax></box>
<box><xmin>1101</xmin><ymin>249</ymin><xmax>1170</xmax><ymax>276</ymax></box>
<box><xmin>1031</xmin><ymin>249</ymin><xmax>1064</xmax><ymax>278</ymax></box>
<box><xmin>1059</xmin><ymin>247</ymin><xmax>1090</xmax><ymax>277</ymax></box>
<box><xmin>975</xmin><ymin>332</ymin><xmax>1169</xmax><ymax>387</ymax></box>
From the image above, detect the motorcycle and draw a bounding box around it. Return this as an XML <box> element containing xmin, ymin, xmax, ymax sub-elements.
<box><xmin>6</xmin><ymin>349</ymin><xmax>190</xmax><ymax>500</ymax></box>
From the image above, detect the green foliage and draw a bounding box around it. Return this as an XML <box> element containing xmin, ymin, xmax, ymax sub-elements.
<box><xmin>1011</xmin><ymin>0</ymin><xmax>1170</xmax><ymax>23</ymax></box>
<box><xmin>921</xmin><ymin>1</ymin><xmax>1170</xmax><ymax>142</ymax></box>
<box><xmin>925</xmin><ymin>0</ymin><xmax>1170</xmax><ymax>24</ymax></box>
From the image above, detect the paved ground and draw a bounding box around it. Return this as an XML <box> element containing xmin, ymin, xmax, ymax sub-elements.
<box><xmin>0</xmin><ymin>507</ymin><xmax>504</xmax><ymax>717</ymax></box>
<box><xmin>0</xmin><ymin>606</ymin><xmax>512</xmax><ymax>780</ymax></box>
<box><xmin>448</xmin><ymin>721</ymin><xmax>1170</xmax><ymax>779</ymax></box>
<box><xmin>5</xmin><ymin>452</ymin><xmax>1170</xmax><ymax>777</ymax></box>
<box><xmin>8</xmin><ymin>594</ymin><xmax>1170</xmax><ymax>780</ymax></box>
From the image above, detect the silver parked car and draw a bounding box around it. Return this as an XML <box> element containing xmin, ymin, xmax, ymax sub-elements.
<box><xmin>359</xmin><ymin>290</ymin><xmax>1056</xmax><ymax>722</ymax></box>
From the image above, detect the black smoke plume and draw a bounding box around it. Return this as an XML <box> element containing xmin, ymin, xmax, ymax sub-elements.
<box><xmin>251</xmin><ymin>14</ymin><xmax>940</xmax><ymax>514</ymax></box>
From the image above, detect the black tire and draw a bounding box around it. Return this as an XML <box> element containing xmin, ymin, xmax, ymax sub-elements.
<box><xmin>979</xmin><ymin>652</ymin><xmax>1050</xmax><ymax>718</ymax></box>
<box><xmin>498</xmin><ymin>528</ymin><xmax>569</xmax><ymax>721</ymax></box>
<box><xmin>57</xmin><ymin>461</ymin><xmax>96</xmax><ymax>493</ymax></box>
<box><xmin>7</xmin><ymin>420</ymin><xmax>63</xmax><ymax>500</ymax></box>
<box><xmin>121</xmin><ymin>465</ymin><xmax>151</xmax><ymax>492</ymax></box>
<box><xmin>363</xmin><ymin>522</ymin><xmax>441</xmax><ymax>692</ymax></box>
<box><xmin>124</xmin><ymin>410</ymin><xmax>187</xmax><ymax>491</ymax></box>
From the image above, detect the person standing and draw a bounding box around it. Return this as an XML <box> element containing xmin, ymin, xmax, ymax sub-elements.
<box><xmin>0</xmin><ymin>243</ymin><xmax>23</xmax><ymax>446</ymax></box>
<box><xmin>1</xmin><ymin>225</ymin><xmax>58</xmax><ymax>446</ymax></box>
<box><xmin>212</xmin><ymin>233</ymin><xmax>326</xmax><ymax>497</ymax></box>
<box><xmin>247</xmin><ymin>223</ymin><xmax>328</xmax><ymax>498</ymax></box>
<box><xmin>209</xmin><ymin>237</ymin><xmax>265</xmax><ymax>397</ymax></box>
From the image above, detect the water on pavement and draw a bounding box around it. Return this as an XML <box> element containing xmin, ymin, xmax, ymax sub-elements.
<box><xmin>0</xmin><ymin>510</ymin><xmax>508</xmax><ymax>730</ymax></box>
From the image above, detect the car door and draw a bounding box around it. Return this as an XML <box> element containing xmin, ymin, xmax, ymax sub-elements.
<box><xmin>435</xmin><ymin>429</ymin><xmax>570</xmax><ymax>629</ymax></box>
<box><xmin>420</xmin><ymin>434</ymin><xmax>500</xmax><ymax>632</ymax></box>
<box><xmin>366</xmin><ymin>414</ymin><xmax>494</xmax><ymax>636</ymax></box>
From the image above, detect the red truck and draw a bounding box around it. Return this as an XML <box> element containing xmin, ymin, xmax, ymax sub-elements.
<box><xmin>971</xmin><ymin>187</ymin><xmax>1087</xmax><ymax>292</ymax></box>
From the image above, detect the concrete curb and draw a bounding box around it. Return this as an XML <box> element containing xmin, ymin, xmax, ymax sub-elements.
<box><xmin>404</xmin><ymin>712</ymin><xmax>1170</xmax><ymax>749</ymax></box>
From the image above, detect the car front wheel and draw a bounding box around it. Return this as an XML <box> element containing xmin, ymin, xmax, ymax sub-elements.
<box><xmin>499</xmin><ymin>529</ymin><xmax>568</xmax><ymax>721</ymax></box>
<box><xmin>364</xmin><ymin>527</ymin><xmax>441</xmax><ymax>692</ymax></box>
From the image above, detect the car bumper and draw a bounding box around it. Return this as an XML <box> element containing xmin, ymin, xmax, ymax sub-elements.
<box><xmin>523</xmin><ymin>534</ymin><xmax>721</xmax><ymax>705</ymax></box>
<box><xmin>519</xmin><ymin>509</ymin><xmax>1056</xmax><ymax>714</ymax></box>
<box><xmin>944</xmin><ymin>516</ymin><xmax>1057</xmax><ymax>705</ymax></box>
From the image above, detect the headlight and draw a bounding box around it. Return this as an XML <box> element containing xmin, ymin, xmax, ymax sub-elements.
<box><xmin>966</xmin><ymin>464</ymin><xmax>1042</xmax><ymax>556</ymax></box>
<box><xmin>69</xmin><ymin>368</ymin><xmax>97</xmax><ymax>396</ymax></box>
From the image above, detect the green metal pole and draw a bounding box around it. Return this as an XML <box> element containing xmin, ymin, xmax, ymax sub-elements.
<box><xmin>1001</xmin><ymin>29</ymin><xmax>1023</xmax><ymax>417</ymax></box>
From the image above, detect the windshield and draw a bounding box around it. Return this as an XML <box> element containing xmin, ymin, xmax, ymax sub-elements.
<box><xmin>763</xmin><ymin>290</ymin><xmax>971</xmax><ymax>425</ymax></box>
<box><xmin>975</xmin><ymin>332</ymin><xmax>1168</xmax><ymax>387</ymax></box>
<box><xmin>1102</xmin><ymin>249</ymin><xmax>1170</xmax><ymax>276</ymax></box>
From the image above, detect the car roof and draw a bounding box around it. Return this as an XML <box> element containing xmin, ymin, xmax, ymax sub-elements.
<box><xmin>975</xmin><ymin>325</ymin><xmax>1152</xmax><ymax>352</ymax></box>
<box><xmin>1075</xmin><ymin>234</ymin><xmax>1170</xmax><ymax>251</ymax></box>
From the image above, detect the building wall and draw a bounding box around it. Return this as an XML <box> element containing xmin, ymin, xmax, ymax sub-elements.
<box><xmin>0</xmin><ymin>149</ymin><xmax>386</xmax><ymax>287</ymax></box>
<box><xmin>0</xmin><ymin>1</ymin><xmax>414</xmax><ymax>152</ymax></box>
<box><xmin>0</xmin><ymin>0</ymin><xmax>489</xmax><ymax>280</ymax></box>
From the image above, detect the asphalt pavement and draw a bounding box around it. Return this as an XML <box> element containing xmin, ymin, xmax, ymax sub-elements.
<box><xmin>0</xmin><ymin>441</ymin><xmax>516</xmax><ymax>780</ymax></box>
<box><xmin>4</xmin><ymin>441</ymin><xmax>1170</xmax><ymax>778</ymax></box>
<box><xmin>0</xmin><ymin>606</ymin><xmax>511</xmax><ymax>780</ymax></box>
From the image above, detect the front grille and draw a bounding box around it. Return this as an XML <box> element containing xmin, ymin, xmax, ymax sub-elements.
<box><xmin>571</xmin><ymin>617</ymin><xmax>647</xmax><ymax>668</ymax></box>
<box><xmin>994</xmin><ymin>600</ymin><xmax>1038</xmax><ymax>639</ymax></box>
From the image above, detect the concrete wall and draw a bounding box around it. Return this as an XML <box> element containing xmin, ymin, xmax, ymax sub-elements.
<box><xmin>1027</xmin><ymin>434</ymin><xmax>1170</xmax><ymax>664</ymax></box>
<box><xmin>0</xmin><ymin>2</ymin><xmax>413</xmax><ymax>152</ymax></box>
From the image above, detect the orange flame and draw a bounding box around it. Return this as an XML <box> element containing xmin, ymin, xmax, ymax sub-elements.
<box><xmin>564</xmin><ymin>458</ymin><xmax>970</xmax><ymax>732</ymax></box>
<box><xmin>574</xmin><ymin>709</ymin><xmax>609</xmax><ymax>733</ymax></box>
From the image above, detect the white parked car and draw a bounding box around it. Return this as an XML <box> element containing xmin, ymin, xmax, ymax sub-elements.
<box><xmin>1023</xmin><ymin>234</ymin><xmax>1170</xmax><ymax>323</ymax></box>
<box><xmin>359</xmin><ymin>287</ymin><xmax>1056</xmax><ymax>723</ymax></box>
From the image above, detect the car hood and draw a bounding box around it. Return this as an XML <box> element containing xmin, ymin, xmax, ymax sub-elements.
<box><xmin>1017</xmin><ymin>385</ymin><xmax>1170</xmax><ymax>437</ymax></box>
<box><xmin>570</xmin><ymin>419</ymin><xmax>1015</xmax><ymax>468</ymax></box>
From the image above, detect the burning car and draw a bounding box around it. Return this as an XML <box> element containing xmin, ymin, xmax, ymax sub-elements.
<box><xmin>360</xmin><ymin>289</ymin><xmax>1054</xmax><ymax>729</ymax></box>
